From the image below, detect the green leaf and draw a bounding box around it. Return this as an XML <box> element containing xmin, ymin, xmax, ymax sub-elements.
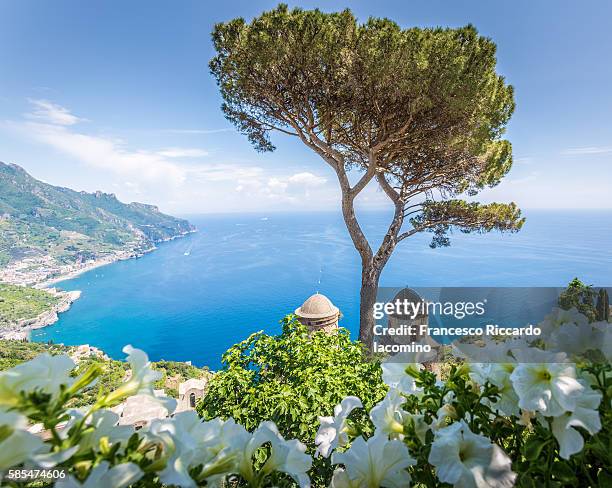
<box><xmin>524</xmin><ymin>438</ymin><xmax>549</xmax><ymax>461</ymax></box>
<box><xmin>598</xmin><ymin>470</ymin><xmax>612</xmax><ymax>488</ymax></box>
<box><xmin>551</xmin><ymin>462</ymin><xmax>576</xmax><ymax>483</ymax></box>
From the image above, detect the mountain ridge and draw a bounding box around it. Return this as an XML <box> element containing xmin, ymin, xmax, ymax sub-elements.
<box><xmin>0</xmin><ymin>161</ymin><xmax>195</xmax><ymax>284</ymax></box>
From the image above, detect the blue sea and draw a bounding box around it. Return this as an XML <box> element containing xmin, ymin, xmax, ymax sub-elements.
<box><xmin>32</xmin><ymin>210</ymin><xmax>612</xmax><ymax>368</ymax></box>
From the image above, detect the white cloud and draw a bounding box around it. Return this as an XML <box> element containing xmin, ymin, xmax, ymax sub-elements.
<box><xmin>234</xmin><ymin>171</ymin><xmax>331</xmax><ymax>204</ymax></box>
<box><xmin>20</xmin><ymin>121</ymin><xmax>188</xmax><ymax>185</ymax></box>
<box><xmin>189</xmin><ymin>163</ymin><xmax>263</xmax><ymax>182</ymax></box>
<box><xmin>26</xmin><ymin>99</ymin><xmax>84</xmax><ymax>126</ymax></box>
<box><xmin>4</xmin><ymin>99</ymin><xmax>341</xmax><ymax>213</ymax></box>
<box><xmin>9</xmin><ymin>100</ymin><xmax>255</xmax><ymax>189</ymax></box>
<box><xmin>561</xmin><ymin>146</ymin><xmax>612</xmax><ymax>155</ymax></box>
<box><xmin>287</xmin><ymin>172</ymin><xmax>327</xmax><ymax>186</ymax></box>
<box><xmin>161</xmin><ymin>128</ymin><xmax>234</xmax><ymax>135</ymax></box>
<box><xmin>157</xmin><ymin>147</ymin><xmax>209</xmax><ymax>158</ymax></box>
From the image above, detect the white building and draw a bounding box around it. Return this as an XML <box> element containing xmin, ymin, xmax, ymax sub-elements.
<box><xmin>177</xmin><ymin>378</ymin><xmax>207</xmax><ymax>412</ymax></box>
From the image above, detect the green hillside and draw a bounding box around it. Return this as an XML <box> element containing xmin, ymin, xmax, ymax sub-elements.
<box><xmin>0</xmin><ymin>284</ymin><xmax>60</xmax><ymax>327</ymax></box>
<box><xmin>0</xmin><ymin>161</ymin><xmax>194</xmax><ymax>268</ymax></box>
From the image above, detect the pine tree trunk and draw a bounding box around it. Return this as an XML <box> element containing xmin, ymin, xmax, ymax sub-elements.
<box><xmin>359</xmin><ymin>264</ymin><xmax>380</xmax><ymax>348</ymax></box>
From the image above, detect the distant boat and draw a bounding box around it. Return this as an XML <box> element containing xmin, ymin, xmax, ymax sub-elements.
<box><xmin>184</xmin><ymin>251</ymin><xmax>190</xmax><ymax>256</ymax></box>
<box><xmin>260</xmin><ymin>217</ymin><xmax>269</xmax><ymax>221</ymax></box>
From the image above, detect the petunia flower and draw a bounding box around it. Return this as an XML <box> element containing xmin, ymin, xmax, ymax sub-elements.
<box><xmin>429</xmin><ymin>421</ymin><xmax>516</xmax><ymax>488</ymax></box>
<box><xmin>314</xmin><ymin>396</ymin><xmax>362</xmax><ymax>458</ymax></box>
<box><xmin>592</xmin><ymin>321</ymin><xmax>612</xmax><ymax>361</ymax></box>
<box><xmin>540</xmin><ymin>307</ymin><xmax>588</xmax><ymax>330</ymax></box>
<box><xmin>55</xmin><ymin>461</ymin><xmax>142</xmax><ymax>488</ymax></box>
<box><xmin>331</xmin><ymin>433</ymin><xmax>415</xmax><ymax>488</ymax></box>
<box><xmin>63</xmin><ymin>409</ymin><xmax>134</xmax><ymax>455</ymax></box>
<box><xmin>369</xmin><ymin>388</ymin><xmax>410</xmax><ymax>439</ymax></box>
<box><xmin>258</xmin><ymin>421</ymin><xmax>312</xmax><ymax>488</ymax></box>
<box><xmin>551</xmin><ymin>381</ymin><xmax>602</xmax><ymax>459</ymax></box>
<box><xmin>546</xmin><ymin>323</ymin><xmax>605</xmax><ymax>358</ymax></box>
<box><xmin>381</xmin><ymin>357</ymin><xmax>423</xmax><ymax>396</ymax></box>
<box><xmin>147</xmin><ymin>411</ymin><xmax>212</xmax><ymax>488</ymax></box>
<box><xmin>509</xmin><ymin>348</ymin><xmax>583</xmax><ymax>417</ymax></box>
<box><xmin>0</xmin><ymin>353</ymin><xmax>75</xmax><ymax>407</ymax></box>
<box><xmin>0</xmin><ymin>408</ymin><xmax>46</xmax><ymax>474</ymax></box>
<box><xmin>104</xmin><ymin>345</ymin><xmax>176</xmax><ymax>412</ymax></box>
<box><xmin>470</xmin><ymin>363</ymin><xmax>520</xmax><ymax>417</ymax></box>
<box><xmin>431</xmin><ymin>403</ymin><xmax>458</xmax><ymax>431</ymax></box>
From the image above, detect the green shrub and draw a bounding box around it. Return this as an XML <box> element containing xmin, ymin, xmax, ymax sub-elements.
<box><xmin>198</xmin><ymin>316</ymin><xmax>386</xmax><ymax>445</ymax></box>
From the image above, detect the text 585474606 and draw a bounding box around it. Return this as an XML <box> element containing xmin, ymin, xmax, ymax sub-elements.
<box><xmin>4</xmin><ymin>469</ymin><xmax>67</xmax><ymax>482</ymax></box>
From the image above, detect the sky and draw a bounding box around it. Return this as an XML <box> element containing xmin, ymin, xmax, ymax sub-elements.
<box><xmin>1</xmin><ymin>0</ymin><xmax>611</xmax><ymax>215</ymax></box>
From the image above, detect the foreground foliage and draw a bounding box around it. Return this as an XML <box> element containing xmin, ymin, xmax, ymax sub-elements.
<box><xmin>0</xmin><ymin>304</ymin><xmax>610</xmax><ymax>487</ymax></box>
<box><xmin>199</xmin><ymin>317</ymin><xmax>386</xmax><ymax>443</ymax></box>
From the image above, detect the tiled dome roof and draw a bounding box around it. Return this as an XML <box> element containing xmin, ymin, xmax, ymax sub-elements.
<box><xmin>390</xmin><ymin>288</ymin><xmax>428</xmax><ymax>318</ymax></box>
<box><xmin>295</xmin><ymin>293</ymin><xmax>339</xmax><ymax>319</ymax></box>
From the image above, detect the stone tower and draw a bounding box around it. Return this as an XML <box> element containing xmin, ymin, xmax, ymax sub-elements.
<box><xmin>387</xmin><ymin>287</ymin><xmax>429</xmax><ymax>341</ymax></box>
<box><xmin>295</xmin><ymin>293</ymin><xmax>340</xmax><ymax>334</ymax></box>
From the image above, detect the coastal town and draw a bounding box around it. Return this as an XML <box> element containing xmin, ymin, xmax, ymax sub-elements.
<box><xmin>0</xmin><ymin>249</ymin><xmax>147</xmax><ymax>288</ymax></box>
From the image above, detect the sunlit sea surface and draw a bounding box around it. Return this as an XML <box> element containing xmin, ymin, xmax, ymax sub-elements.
<box><xmin>32</xmin><ymin>210</ymin><xmax>612</xmax><ymax>368</ymax></box>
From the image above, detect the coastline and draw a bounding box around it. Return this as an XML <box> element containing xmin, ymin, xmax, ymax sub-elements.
<box><xmin>0</xmin><ymin>229</ymin><xmax>197</xmax><ymax>340</ymax></box>
<box><xmin>36</xmin><ymin>229</ymin><xmax>197</xmax><ymax>288</ymax></box>
<box><xmin>0</xmin><ymin>288</ymin><xmax>81</xmax><ymax>340</ymax></box>
<box><xmin>36</xmin><ymin>247</ymin><xmax>156</xmax><ymax>288</ymax></box>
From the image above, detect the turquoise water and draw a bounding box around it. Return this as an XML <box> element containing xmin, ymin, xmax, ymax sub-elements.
<box><xmin>32</xmin><ymin>210</ymin><xmax>612</xmax><ymax>368</ymax></box>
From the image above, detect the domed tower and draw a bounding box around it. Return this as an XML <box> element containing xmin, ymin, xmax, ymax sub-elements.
<box><xmin>386</xmin><ymin>288</ymin><xmax>429</xmax><ymax>342</ymax></box>
<box><xmin>295</xmin><ymin>293</ymin><xmax>340</xmax><ymax>334</ymax></box>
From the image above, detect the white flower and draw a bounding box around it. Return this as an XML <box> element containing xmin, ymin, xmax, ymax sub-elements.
<box><xmin>120</xmin><ymin>345</ymin><xmax>162</xmax><ymax>396</ymax></box>
<box><xmin>331</xmin><ymin>433</ymin><xmax>415</xmax><ymax>488</ymax></box>
<box><xmin>0</xmin><ymin>353</ymin><xmax>75</xmax><ymax>406</ymax></box>
<box><xmin>510</xmin><ymin>351</ymin><xmax>583</xmax><ymax>417</ymax></box>
<box><xmin>470</xmin><ymin>362</ymin><xmax>516</xmax><ymax>387</ymax></box>
<box><xmin>181</xmin><ymin>418</ymin><xmax>311</xmax><ymax>487</ymax></box>
<box><xmin>551</xmin><ymin>381</ymin><xmax>602</xmax><ymax>459</ymax></box>
<box><xmin>330</xmin><ymin>468</ymin><xmax>361</xmax><ymax>488</ymax></box>
<box><xmin>315</xmin><ymin>396</ymin><xmax>362</xmax><ymax>457</ymax></box>
<box><xmin>381</xmin><ymin>356</ymin><xmax>423</xmax><ymax>396</ymax></box>
<box><xmin>411</xmin><ymin>413</ymin><xmax>430</xmax><ymax>444</ymax></box>
<box><xmin>538</xmin><ymin>307</ymin><xmax>588</xmax><ymax>342</ymax></box>
<box><xmin>55</xmin><ymin>461</ymin><xmax>142</xmax><ymax>488</ymax></box>
<box><xmin>470</xmin><ymin>363</ymin><xmax>520</xmax><ymax>417</ymax></box>
<box><xmin>541</xmin><ymin>307</ymin><xmax>589</xmax><ymax>329</ymax></box>
<box><xmin>258</xmin><ymin>421</ymin><xmax>312</xmax><ymax>488</ymax></box>
<box><xmin>147</xmin><ymin>410</ymin><xmax>228</xmax><ymax>488</ymax></box>
<box><xmin>64</xmin><ymin>409</ymin><xmax>133</xmax><ymax>454</ymax></box>
<box><xmin>455</xmin><ymin>339</ymin><xmax>519</xmax><ymax>364</ymax></box>
<box><xmin>105</xmin><ymin>346</ymin><xmax>175</xmax><ymax>412</ymax></box>
<box><xmin>0</xmin><ymin>408</ymin><xmax>46</xmax><ymax>473</ymax></box>
<box><xmin>370</xmin><ymin>388</ymin><xmax>409</xmax><ymax>439</ymax></box>
<box><xmin>592</xmin><ymin>321</ymin><xmax>612</xmax><ymax>361</ymax></box>
<box><xmin>210</xmin><ymin>420</ymin><xmax>310</xmax><ymax>487</ymax></box>
<box><xmin>431</xmin><ymin>403</ymin><xmax>458</xmax><ymax>431</ymax></box>
<box><xmin>429</xmin><ymin>421</ymin><xmax>516</xmax><ymax>488</ymax></box>
<box><xmin>547</xmin><ymin>324</ymin><xmax>605</xmax><ymax>358</ymax></box>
